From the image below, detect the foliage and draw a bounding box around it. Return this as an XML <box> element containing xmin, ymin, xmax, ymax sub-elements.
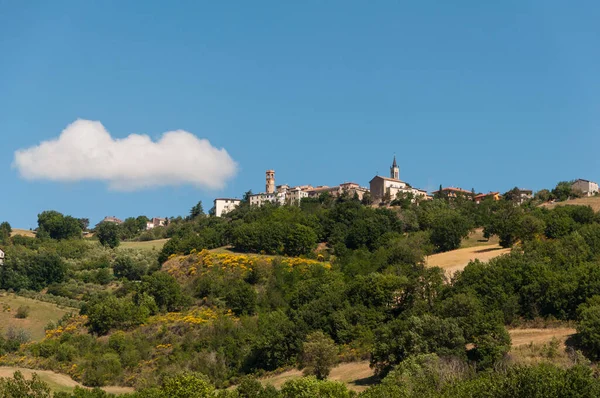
<box><xmin>96</xmin><ymin>222</ymin><xmax>120</xmax><ymax>248</ymax></box>
<box><xmin>37</xmin><ymin>211</ymin><xmax>82</xmax><ymax>240</ymax></box>
<box><xmin>430</xmin><ymin>210</ymin><xmax>471</xmax><ymax>252</ymax></box>
<box><xmin>299</xmin><ymin>331</ymin><xmax>338</xmax><ymax>380</ymax></box>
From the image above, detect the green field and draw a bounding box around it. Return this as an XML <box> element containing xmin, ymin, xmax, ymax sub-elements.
<box><xmin>0</xmin><ymin>294</ymin><xmax>74</xmax><ymax>341</ymax></box>
<box><xmin>120</xmin><ymin>238</ymin><xmax>169</xmax><ymax>251</ymax></box>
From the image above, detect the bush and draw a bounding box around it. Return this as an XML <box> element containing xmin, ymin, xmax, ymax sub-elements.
<box><xmin>15</xmin><ymin>305</ymin><xmax>30</xmax><ymax>319</ymax></box>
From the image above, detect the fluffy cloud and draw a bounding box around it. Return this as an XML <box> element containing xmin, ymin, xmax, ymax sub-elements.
<box><xmin>13</xmin><ymin>119</ymin><xmax>238</xmax><ymax>191</ymax></box>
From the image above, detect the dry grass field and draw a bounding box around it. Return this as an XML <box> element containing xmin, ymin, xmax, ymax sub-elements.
<box><xmin>425</xmin><ymin>244</ymin><xmax>511</xmax><ymax>276</ymax></box>
<box><xmin>509</xmin><ymin>327</ymin><xmax>576</xmax><ymax>347</ymax></box>
<box><xmin>10</xmin><ymin>228</ymin><xmax>36</xmax><ymax>238</ymax></box>
<box><xmin>261</xmin><ymin>361</ymin><xmax>375</xmax><ymax>392</ymax></box>
<box><xmin>0</xmin><ymin>293</ymin><xmax>74</xmax><ymax>341</ymax></box>
<box><xmin>0</xmin><ymin>367</ymin><xmax>133</xmax><ymax>395</ymax></box>
<box><xmin>540</xmin><ymin>197</ymin><xmax>600</xmax><ymax>212</ymax></box>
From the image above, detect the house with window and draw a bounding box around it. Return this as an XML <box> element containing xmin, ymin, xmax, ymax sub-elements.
<box><xmin>572</xmin><ymin>179</ymin><xmax>599</xmax><ymax>197</ymax></box>
<box><xmin>213</xmin><ymin>198</ymin><xmax>242</xmax><ymax>217</ymax></box>
<box><xmin>146</xmin><ymin>217</ymin><xmax>167</xmax><ymax>229</ymax></box>
<box><xmin>474</xmin><ymin>192</ymin><xmax>501</xmax><ymax>204</ymax></box>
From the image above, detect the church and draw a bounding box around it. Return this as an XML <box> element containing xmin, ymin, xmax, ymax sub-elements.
<box><xmin>369</xmin><ymin>156</ymin><xmax>429</xmax><ymax>203</ymax></box>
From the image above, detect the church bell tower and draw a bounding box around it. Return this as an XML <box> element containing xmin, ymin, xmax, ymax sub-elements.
<box><xmin>390</xmin><ymin>155</ymin><xmax>399</xmax><ymax>180</ymax></box>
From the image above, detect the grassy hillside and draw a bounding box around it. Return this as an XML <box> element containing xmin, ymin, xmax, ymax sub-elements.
<box><xmin>540</xmin><ymin>196</ymin><xmax>600</xmax><ymax>211</ymax></box>
<box><xmin>0</xmin><ymin>367</ymin><xmax>133</xmax><ymax>395</ymax></box>
<box><xmin>0</xmin><ymin>293</ymin><xmax>74</xmax><ymax>341</ymax></box>
<box><xmin>119</xmin><ymin>238</ymin><xmax>169</xmax><ymax>251</ymax></box>
<box><xmin>10</xmin><ymin>228</ymin><xmax>36</xmax><ymax>238</ymax></box>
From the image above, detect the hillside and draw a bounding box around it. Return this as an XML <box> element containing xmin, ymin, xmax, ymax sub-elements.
<box><xmin>540</xmin><ymin>196</ymin><xmax>600</xmax><ymax>211</ymax></box>
<box><xmin>0</xmin><ymin>293</ymin><xmax>74</xmax><ymax>341</ymax></box>
<box><xmin>0</xmin><ymin>367</ymin><xmax>133</xmax><ymax>395</ymax></box>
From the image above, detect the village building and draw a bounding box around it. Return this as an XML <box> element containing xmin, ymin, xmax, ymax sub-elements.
<box><xmin>572</xmin><ymin>179</ymin><xmax>599</xmax><ymax>197</ymax></box>
<box><xmin>474</xmin><ymin>192</ymin><xmax>501</xmax><ymax>204</ymax></box>
<box><xmin>0</xmin><ymin>248</ymin><xmax>4</xmax><ymax>265</ymax></box>
<box><xmin>146</xmin><ymin>217</ymin><xmax>167</xmax><ymax>229</ymax></box>
<box><xmin>432</xmin><ymin>187</ymin><xmax>473</xmax><ymax>200</ymax></box>
<box><xmin>102</xmin><ymin>216</ymin><xmax>123</xmax><ymax>225</ymax></box>
<box><xmin>307</xmin><ymin>182</ymin><xmax>369</xmax><ymax>200</ymax></box>
<box><xmin>517</xmin><ymin>188</ymin><xmax>533</xmax><ymax>204</ymax></box>
<box><xmin>369</xmin><ymin>156</ymin><xmax>428</xmax><ymax>203</ymax></box>
<box><xmin>213</xmin><ymin>198</ymin><xmax>242</xmax><ymax>217</ymax></box>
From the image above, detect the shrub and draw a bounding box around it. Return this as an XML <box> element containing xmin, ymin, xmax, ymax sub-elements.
<box><xmin>15</xmin><ymin>305</ymin><xmax>30</xmax><ymax>319</ymax></box>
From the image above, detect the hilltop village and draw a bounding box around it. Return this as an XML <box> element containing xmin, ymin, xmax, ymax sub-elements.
<box><xmin>213</xmin><ymin>156</ymin><xmax>537</xmax><ymax>217</ymax></box>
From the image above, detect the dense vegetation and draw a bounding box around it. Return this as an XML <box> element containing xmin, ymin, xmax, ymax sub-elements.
<box><xmin>2</xmin><ymin>181</ymin><xmax>600</xmax><ymax>397</ymax></box>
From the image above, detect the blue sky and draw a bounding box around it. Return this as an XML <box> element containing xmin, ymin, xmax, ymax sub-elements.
<box><xmin>1</xmin><ymin>1</ymin><xmax>600</xmax><ymax>228</ymax></box>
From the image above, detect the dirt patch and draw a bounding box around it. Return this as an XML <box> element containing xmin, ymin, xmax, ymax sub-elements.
<box><xmin>261</xmin><ymin>361</ymin><xmax>375</xmax><ymax>392</ymax></box>
<box><xmin>425</xmin><ymin>244</ymin><xmax>511</xmax><ymax>276</ymax></box>
<box><xmin>509</xmin><ymin>328</ymin><xmax>576</xmax><ymax>347</ymax></box>
<box><xmin>10</xmin><ymin>229</ymin><xmax>36</xmax><ymax>238</ymax></box>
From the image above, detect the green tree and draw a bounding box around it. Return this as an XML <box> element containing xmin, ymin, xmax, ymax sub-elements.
<box><xmin>0</xmin><ymin>221</ymin><xmax>12</xmax><ymax>244</ymax></box>
<box><xmin>141</xmin><ymin>272</ymin><xmax>189</xmax><ymax>312</ymax></box>
<box><xmin>225</xmin><ymin>280</ymin><xmax>257</xmax><ymax>316</ymax></box>
<box><xmin>577</xmin><ymin>301</ymin><xmax>600</xmax><ymax>360</ymax></box>
<box><xmin>0</xmin><ymin>371</ymin><xmax>51</xmax><ymax>398</ymax></box>
<box><xmin>96</xmin><ymin>222</ymin><xmax>120</xmax><ymax>248</ymax></box>
<box><xmin>300</xmin><ymin>331</ymin><xmax>338</xmax><ymax>380</ymax></box>
<box><xmin>430</xmin><ymin>210</ymin><xmax>471</xmax><ymax>252</ymax></box>
<box><xmin>37</xmin><ymin>211</ymin><xmax>82</xmax><ymax>240</ymax></box>
<box><xmin>190</xmin><ymin>201</ymin><xmax>204</xmax><ymax>219</ymax></box>
<box><xmin>113</xmin><ymin>256</ymin><xmax>147</xmax><ymax>281</ymax></box>
<box><xmin>552</xmin><ymin>180</ymin><xmax>577</xmax><ymax>201</ymax></box>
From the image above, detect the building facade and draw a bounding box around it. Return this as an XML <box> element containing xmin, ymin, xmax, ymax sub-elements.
<box><xmin>474</xmin><ymin>192</ymin><xmax>501</xmax><ymax>204</ymax></box>
<box><xmin>146</xmin><ymin>217</ymin><xmax>167</xmax><ymax>229</ymax></box>
<box><xmin>213</xmin><ymin>198</ymin><xmax>242</xmax><ymax>217</ymax></box>
<box><xmin>432</xmin><ymin>187</ymin><xmax>473</xmax><ymax>200</ymax></box>
<box><xmin>572</xmin><ymin>179</ymin><xmax>599</xmax><ymax>197</ymax></box>
<box><xmin>0</xmin><ymin>248</ymin><xmax>4</xmax><ymax>265</ymax></box>
<box><xmin>369</xmin><ymin>156</ymin><xmax>428</xmax><ymax>203</ymax></box>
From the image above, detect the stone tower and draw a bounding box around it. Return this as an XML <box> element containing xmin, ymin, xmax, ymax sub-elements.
<box><xmin>390</xmin><ymin>155</ymin><xmax>399</xmax><ymax>180</ymax></box>
<box><xmin>266</xmin><ymin>170</ymin><xmax>275</xmax><ymax>194</ymax></box>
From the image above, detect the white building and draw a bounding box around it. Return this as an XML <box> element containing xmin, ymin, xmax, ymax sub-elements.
<box><xmin>146</xmin><ymin>217</ymin><xmax>167</xmax><ymax>230</ymax></box>
<box><xmin>214</xmin><ymin>198</ymin><xmax>242</xmax><ymax>217</ymax></box>
<box><xmin>572</xmin><ymin>179</ymin><xmax>599</xmax><ymax>197</ymax></box>
<box><xmin>369</xmin><ymin>156</ymin><xmax>428</xmax><ymax>203</ymax></box>
<box><xmin>0</xmin><ymin>248</ymin><xmax>4</xmax><ymax>265</ymax></box>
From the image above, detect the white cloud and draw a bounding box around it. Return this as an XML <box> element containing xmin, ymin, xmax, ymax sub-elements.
<box><xmin>13</xmin><ymin>119</ymin><xmax>238</xmax><ymax>191</ymax></box>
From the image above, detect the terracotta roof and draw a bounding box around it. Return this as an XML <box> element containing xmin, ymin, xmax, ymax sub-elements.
<box><xmin>474</xmin><ymin>192</ymin><xmax>500</xmax><ymax>199</ymax></box>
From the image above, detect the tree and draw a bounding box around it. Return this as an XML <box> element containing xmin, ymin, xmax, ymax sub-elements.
<box><xmin>552</xmin><ymin>181</ymin><xmax>579</xmax><ymax>202</ymax></box>
<box><xmin>225</xmin><ymin>280</ymin><xmax>257</xmax><ymax>316</ymax></box>
<box><xmin>37</xmin><ymin>211</ymin><xmax>82</xmax><ymax>240</ymax></box>
<box><xmin>0</xmin><ymin>221</ymin><xmax>11</xmax><ymax>244</ymax></box>
<box><xmin>113</xmin><ymin>256</ymin><xmax>147</xmax><ymax>281</ymax></box>
<box><xmin>0</xmin><ymin>371</ymin><xmax>51</xmax><ymax>398</ymax></box>
<box><xmin>577</xmin><ymin>302</ymin><xmax>600</xmax><ymax>360</ymax></box>
<box><xmin>300</xmin><ymin>331</ymin><xmax>338</xmax><ymax>380</ymax></box>
<box><xmin>96</xmin><ymin>222</ymin><xmax>120</xmax><ymax>248</ymax></box>
<box><xmin>77</xmin><ymin>218</ymin><xmax>90</xmax><ymax>231</ymax></box>
<box><xmin>189</xmin><ymin>201</ymin><xmax>204</xmax><ymax>219</ymax></box>
<box><xmin>141</xmin><ymin>272</ymin><xmax>189</xmax><ymax>312</ymax></box>
<box><xmin>430</xmin><ymin>210</ymin><xmax>471</xmax><ymax>252</ymax></box>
